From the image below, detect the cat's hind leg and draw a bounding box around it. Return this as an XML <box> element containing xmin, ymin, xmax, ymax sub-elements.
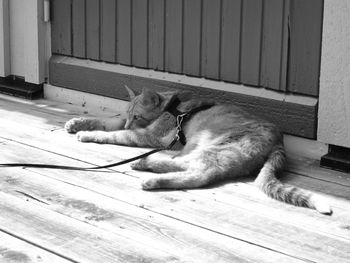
<box><xmin>141</xmin><ymin>167</ymin><xmax>219</xmax><ymax>190</ymax></box>
<box><xmin>131</xmin><ymin>152</ymin><xmax>188</xmax><ymax>173</ymax></box>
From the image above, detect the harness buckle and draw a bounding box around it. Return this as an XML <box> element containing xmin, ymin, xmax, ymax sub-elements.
<box><xmin>176</xmin><ymin>113</ymin><xmax>187</xmax><ymax>131</ymax></box>
<box><xmin>174</xmin><ymin>113</ymin><xmax>188</xmax><ymax>145</ymax></box>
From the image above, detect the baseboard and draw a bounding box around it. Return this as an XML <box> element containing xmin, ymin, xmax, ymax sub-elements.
<box><xmin>0</xmin><ymin>76</ymin><xmax>43</xmax><ymax>100</ymax></box>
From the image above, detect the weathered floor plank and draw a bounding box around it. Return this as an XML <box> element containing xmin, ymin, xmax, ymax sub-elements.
<box><xmin>0</xmin><ymin>231</ymin><xmax>72</xmax><ymax>263</ymax></box>
<box><xmin>286</xmin><ymin>154</ymin><xmax>350</xmax><ymax>186</ymax></box>
<box><xmin>1</xmin><ymin>109</ymin><xmax>350</xmax><ymax>212</ymax></box>
<box><xmin>1</xmin><ymin>94</ymin><xmax>350</xmax><ymax>263</ymax></box>
<box><xmin>2</xmin><ymin>94</ymin><xmax>349</xmax><ymax>187</ymax></box>
<box><xmin>0</xmin><ymin>138</ymin><xmax>307</xmax><ymax>263</ymax></box>
<box><xmin>0</xmin><ymin>191</ymin><xmax>180</xmax><ymax>263</ymax></box>
<box><xmin>1</xmin><ymin>138</ymin><xmax>350</xmax><ymax>263</ymax></box>
<box><xmin>0</xmin><ymin>163</ymin><xmax>298</xmax><ymax>263</ymax></box>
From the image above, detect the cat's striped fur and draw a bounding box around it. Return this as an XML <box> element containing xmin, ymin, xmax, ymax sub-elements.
<box><xmin>65</xmin><ymin>87</ymin><xmax>332</xmax><ymax>215</ymax></box>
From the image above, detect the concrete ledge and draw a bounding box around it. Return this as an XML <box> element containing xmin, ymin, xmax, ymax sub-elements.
<box><xmin>44</xmin><ymin>83</ymin><xmax>129</xmax><ymax>115</ymax></box>
<box><xmin>49</xmin><ymin>55</ymin><xmax>318</xmax><ymax>138</ymax></box>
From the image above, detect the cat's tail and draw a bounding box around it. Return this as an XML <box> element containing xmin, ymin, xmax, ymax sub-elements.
<box><xmin>254</xmin><ymin>144</ymin><xmax>332</xmax><ymax>215</ymax></box>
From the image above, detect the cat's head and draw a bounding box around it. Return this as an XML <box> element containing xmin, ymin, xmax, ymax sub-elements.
<box><xmin>124</xmin><ymin>86</ymin><xmax>176</xmax><ymax>129</ymax></box>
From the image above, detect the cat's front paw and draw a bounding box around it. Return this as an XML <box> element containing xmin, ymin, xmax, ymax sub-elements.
<box><xmin>76</xmin><ymin>131</ymin><xmax>95</xmax><ymax>142</ymax></box>
<box><xmin>141</xmin><ymin>177</ymin><xmax>160</xmax><ymax>190</ymax></box>
<box><xmin>65</xmin><ymin>117</ymin><xmax>91</xmax><ymax>133</ymax></box>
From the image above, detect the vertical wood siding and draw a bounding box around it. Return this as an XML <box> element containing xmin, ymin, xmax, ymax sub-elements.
<box><xmin>148</xmin><ymin>0</ymin><xmax>164</xmax><ymax>70</ymax></box>
<box><xmin>72</xmin><ymin>0</ymin><xmax>86</xmax><ymax>58</ymax></box>
<box><xmin>261</xmin><ymin>0</ymin><xmax>289</xmax><ymax>92</ymax></box>
<box><xmin>51</xmin><ymin>0</ymin><xmax>323</xmax><ymax>97</ymax></box>
<box><xmin>288</xmin><ymin>0</ymin><xmax>323</xmax><ymax>96</ymax></box>
<box><xmin>51</xmin><ymin>0</ymin><xmax>71</xmax><ymax>56</ymax></box>
<box><xmin>100</xmin><ymin>0</ymin><xmax>117</xmax><ymax>62</ymax></box>
<box><xmin>183</xmin><ymin>0</ymin><xmax>201</xmax><ymax>76</ymax></box>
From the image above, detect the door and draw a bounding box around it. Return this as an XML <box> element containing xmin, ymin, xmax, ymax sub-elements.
<box><xmin>49</xmin><ymin>0</ymin><xmax>324</xmax><ymax>139</ymax></box>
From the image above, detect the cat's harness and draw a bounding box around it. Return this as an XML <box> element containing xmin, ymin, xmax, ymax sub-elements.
<box><xmin>0</xmin><ymin>97</ymin><xmax>213</xmax><ymax>171</ymax></box>
<box><xmin>166</xmin><ymin>97</ymin><xmax>214</xmax><ymax>145</ymax></box>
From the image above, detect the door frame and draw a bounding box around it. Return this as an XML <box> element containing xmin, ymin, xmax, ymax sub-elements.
<box><xmin>0</xmin><ymin>0</ymin><xmax>10</xmax><ymax>77</ymax></box>
<box><xmin>318</xmin><ymin>0</ymin><xmax>350</xmax><ymax>148</ymax></box>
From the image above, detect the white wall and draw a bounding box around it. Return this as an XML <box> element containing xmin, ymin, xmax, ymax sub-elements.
<box><xmin>0</xmin><ymin>0</ymin><xmax>49</xmax><ymax>83</ymax></box>
<box><xmin>318</xmin><ymin>0</ymin><xmax>350</xmax><ymax>148</ymax></box>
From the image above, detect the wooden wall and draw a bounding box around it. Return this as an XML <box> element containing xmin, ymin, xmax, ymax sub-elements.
<box><xmin>51</xmin><ymin>0</ymin><xmax>324</xmax><ymax>97</ymax></box>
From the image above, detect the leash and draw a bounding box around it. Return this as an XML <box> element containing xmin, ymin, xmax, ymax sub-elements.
<box><xmin>0</xmin><ymin>112</ymin><xmax>187</xmax><ymax>171</ymax></box>
<box><xmin>0</xmin><ymin>122</ymin><xmax>181</xmax><ymax>171</ymax></box>
<box><xmin>0</xmin><ymin>138</ymin><xmax>178</xmax><ymax>171</ymax></box>
<box><xmin>0</xmin><ymin>97</ymin><xmax>213</xmax><ymax>171</ymax></box>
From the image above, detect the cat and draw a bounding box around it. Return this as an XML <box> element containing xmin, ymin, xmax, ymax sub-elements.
<box><xmin>65</xmin><ymin>86</ymin><xmax>332</xmax><ymax>215</ymax></box>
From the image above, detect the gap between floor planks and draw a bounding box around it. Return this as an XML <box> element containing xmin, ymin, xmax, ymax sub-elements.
<box><xmin>0</xmin><ymin>230</ymin><xmax>72</xmax><ymax>263</ymax></box>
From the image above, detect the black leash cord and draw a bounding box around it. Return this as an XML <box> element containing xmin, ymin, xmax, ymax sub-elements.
<box><xmin>0</xmin><ymin>137</ymin><xmax>178</xmax><ymax>171</ymax></box>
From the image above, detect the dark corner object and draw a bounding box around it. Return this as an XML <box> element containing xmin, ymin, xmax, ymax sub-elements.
<box><xmin>320</xmin><ymin>145</ymin><xmax>350</xmax><ymax>173</ymax></box>
<box><xmin>0</xmin><ymin>76</ymin><xmax>43</xmax><ymax>100</ymax></box>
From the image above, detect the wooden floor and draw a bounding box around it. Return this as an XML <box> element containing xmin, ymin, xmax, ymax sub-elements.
<box><xmin>0</xmin><ymin>94</ymin><xmax>350</xmax><ymax>263</ymax></box>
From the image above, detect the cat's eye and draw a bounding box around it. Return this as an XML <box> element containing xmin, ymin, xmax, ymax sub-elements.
<box><xmin>133</xmin><ymin>115</ymin><xmax>141</xmax><ymax>120</ymax></box>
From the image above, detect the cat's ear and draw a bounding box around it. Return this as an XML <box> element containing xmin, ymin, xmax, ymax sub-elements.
<box><xmin>140</xmin><ymin>88</ymin><xmax>160</xmax><ymax>106</ymax></box>
<box><xmin>159</xmin><ymin>91</ymin><xmax>177</xmax><ymax>111</ymax></box>
<box><xmin>124</xmin><ymin>85</ymin><xmax>136</xmax><ymax>100</ymax></box>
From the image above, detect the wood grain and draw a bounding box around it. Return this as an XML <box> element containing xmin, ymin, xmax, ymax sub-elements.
<box><xmin>240</xmin><ymin>0</ymin><xmax>263</xmax><ymax>86</ymax></box>
<box><xmin>117</xmin><ymin>0</ymin><xmax>132</xmax><ymax>65</ymax></box>
<box><xmin>1</xmin><ymin>94</ymin><xmax>350</xmax><ymax>262</ymax></box>
<box><xmin>72</xmin><ymin>0</ymin><xmax>86</xmax><ymax>58</ymax></box>
<box><xmin>1</xmin><ymin>140</ymin><xmax>349</xmax><ymax>263</ymax></box>
<box><xmin>86</xmin><ymin>0</ymin><xmax>100</xmax><ymax>60</ymax></box>
<box><xmin>132</xmin><ymin>0</ymin><xmax>148</xmax><ymax>68</ymax></box>
<box><xmin>51</xmin><ymin>0</ymin><xmax>71</xmax><ymax>55</ymax></box>
<box><xmin>288</xmin><ymin>0</ymin><xmax>323</xmax><ymax>96</ymax></box>
<box><xmin>0</xmin><ymin>159</ymin><xmax>281</xmax><ymax>263</ymax></box>
<box><xmin>0</xmin><ymin>231</ymin><xmax>71</xmax><ymax>263</ymax></box>
<box><xmin>1</xmin><ymin>137</ymin><xmax>346</xmax><ymax>263</ymax></box>
<box><xmin>148</xmin><ymin>0</ymin><xmax>165</xmax><ymax>70</ymax></box>
<box><xmin>165</xmin><ymin>0</ymin><xmax>183</xmax><ymax>73</ymax></box>
<box><xmin>260</xmin><ymin>0</ymin><xmax>286</xmax><ymax>91</ymax></box>
<box><xmin>100</xmin><ymin>0</ymin><xmax>116</xmax><ymax>62</ymax></box>
<box><xmin>49</xmin><ymin>0</ymin><xmax>321</xmax><ymax>97</ymax></box>
<box><xmin>220</xmin><ymin>0</ymin><xmax>241</xmax><ymax>82</ymax></box>
<box><xmin>0</xmin><ymin>192</ymin><xmax>179</xmax><ymax>263</ymax></box>
<box><xmin>183</xmin><ymin>0</ymin><xmax>201</xmax><ymax>76</ymax></box>
<box><xmin>201</xmin><ymin>0</ymin><xmax>221</xmax><ymax>79</ymax></box>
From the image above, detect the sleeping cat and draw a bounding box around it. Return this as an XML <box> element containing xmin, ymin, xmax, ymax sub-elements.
<box><xmin>65</xmin><ymin>86</ymin><xmax>332</xmax><ymax>215</ymax></box>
